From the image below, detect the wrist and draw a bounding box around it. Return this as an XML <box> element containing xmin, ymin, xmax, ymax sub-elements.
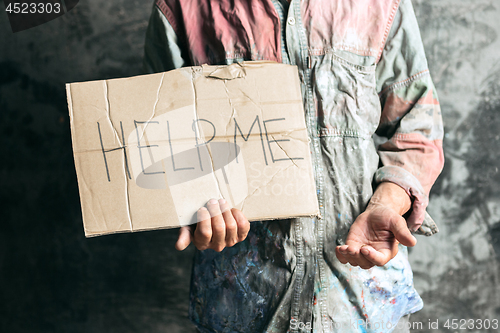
<box><xmin>367</xmin><ymin>182</ymin><xmax>412</xmax><ymax>216</ymax></box>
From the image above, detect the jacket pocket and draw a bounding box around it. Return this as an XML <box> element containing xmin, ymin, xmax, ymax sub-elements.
<box><xmin>312</xmin><ymin>51</ymin><xmax>381</xmax><ymax>138</ymax></box>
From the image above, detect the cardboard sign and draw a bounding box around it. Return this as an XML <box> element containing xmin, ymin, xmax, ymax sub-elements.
<box><xmin>67</xmin><ymin>61</ymin><xmax>320</xmax><ymax>237</ymax></box>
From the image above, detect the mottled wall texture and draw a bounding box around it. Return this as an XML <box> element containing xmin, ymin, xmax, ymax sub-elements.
<box><xmin>0</xmin><ymin>0</ymin><xmax>499</xmax><ymax>332</ymax></box>
<box><xmin>409</xmin><ymin>1</ymin><xmax>500</xmax><ymax>331</ymax></box>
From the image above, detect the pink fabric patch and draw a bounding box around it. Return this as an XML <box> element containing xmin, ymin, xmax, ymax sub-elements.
<box><xmin>379</xmin><ymin>133</ymin><xmax>444</xmax><ymax>195</ymax></box>
<box><xmin>301</xmin><ymin>0</ymin><xmax>400</xmax><ymax>60</ymax></box>
<box><xmin>156</xmin><ymin>0</ymin><xmax>281</xmax><ymax>65</ymax></box>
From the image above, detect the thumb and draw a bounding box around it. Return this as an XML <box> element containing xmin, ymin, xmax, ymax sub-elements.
<box><xmin>175</xmin><ymin>226</ymin><xmax>193</xmax><ymax>251</ymax></box>
<box><xmin>390</xmin><ymin>215</ymin><xmax>417</xmax><ymax>247</ymax></box>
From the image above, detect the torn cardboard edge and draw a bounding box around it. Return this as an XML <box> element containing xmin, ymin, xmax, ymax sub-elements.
<box><xmin>67</xmin><ymin>61</ymin><xmax>320</xmax><ymax>237</ymax></box>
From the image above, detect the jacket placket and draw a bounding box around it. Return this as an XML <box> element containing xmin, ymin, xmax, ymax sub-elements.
<box><xmin>285</xmin><ymin>1</ymin><xmax>327</xmax><ymax>332</ymax></box>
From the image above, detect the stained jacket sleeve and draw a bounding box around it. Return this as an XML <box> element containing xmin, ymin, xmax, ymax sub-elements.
<box><xmin>374</xmin><ymin>0</ymin><xmax>444</xmax><ymax>235</ymax></box>
<box><xmin>143</xmin><ymin>5</ymin><xmax>188</xmax><ymax>73</ymax></box>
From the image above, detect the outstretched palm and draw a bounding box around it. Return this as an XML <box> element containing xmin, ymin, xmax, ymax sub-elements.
<box><xmin>336</xmin><ymin>205</ymin><xmax>416</xmax><ymax>269</ymax></box>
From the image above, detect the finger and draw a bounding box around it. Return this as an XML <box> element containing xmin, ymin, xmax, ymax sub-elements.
<box><xmin>337</xmin><ymin>245</ymin><xmax>358</xmax><ymax>266</ymax></box>
<box><xmin>344</xmin><ymin>245</ymin><xmax>374</xmax><ymax>269</ymax></box>
<box><xmin>207</xmin><ymin>199</ymin><xmax>226</xmax><ymax>252</ymax></box>
<box><xmin>219</xmin><ymin>199</ymin><xmax>238</xmax><ymax>247</ymax></box>
<box><xmin>337</xmin><ymin>245</ymin><xmax>349</xmax><ymax>255</ymax></box>
<box><xmin>175</xmin><ymin>226</ymin><xmax>193</xmax><ymax>251</ymax></box>
<box><xmin>344</xmin><ymin>242</ymin><xmax>361</xmax><ymax>256</ymax></box>
<box><xmin>354</xmin><ymin>249</ymin><xmax>376</xmax><ymax>269</ymax></box>
<box><xmin>231</xmin><ymin>208</ymin><xmax>250</xmax><ymax>242</ymax></box>
<box><xmin>335</xmin><ymin>246</ymin><xmax>349</xmax><ymax>264</ymax></box>
<box><xmin>390</xmin><ymin>215</ymin><xmax>417</xmax><ymax>247</ymax></box>
<box><xmin>338</xmin><ymin>244</ymin><xmax>359</xmax><ymax>266</ymax></box>
<box><xmin>193</xmin><ymin>207</ymin><xmax>212</xmax><ymax>250</ymax></box>
<box><xmin>359</xmin><ymin>245</ymin><xmax>393</xmax><ymax>266</ymax></box>
<box><xmin>343</xmin><ymin>245</ymin><xmax>364</xmax><ymax>267</ymax></box>
<box><xmin>345</xmin><ymin>242</ymin><xmax>376</xmax><ymax>269</ymax></box>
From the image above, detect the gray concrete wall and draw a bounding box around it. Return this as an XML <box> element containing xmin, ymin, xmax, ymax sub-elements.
<box><xmin>0</xmin><ymin>0</ymin><xmax>498</xmax><ymax>332</ymax></box>
<box><xmin>409</xmin><ymin>1</ymin><xmax>500</xmax><ymax>331</ymax></box>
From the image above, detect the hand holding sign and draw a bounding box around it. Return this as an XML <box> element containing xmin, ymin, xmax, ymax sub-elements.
<box><xmin>175</xmin><ymin>199</ymin><xmax>250</xmax><ymax>251</ymax></box>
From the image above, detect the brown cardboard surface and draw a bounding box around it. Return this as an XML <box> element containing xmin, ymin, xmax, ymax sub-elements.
<box><xmin>67</xmin><ymin>61</ymin><xmax>320</xmax><ymax>237</ymax></box>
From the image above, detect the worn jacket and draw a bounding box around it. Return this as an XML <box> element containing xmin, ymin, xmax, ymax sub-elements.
<box><xmin>144</xmin><ymin>0</ymin><xmax>444</xmax><ymax>332</ymax></box>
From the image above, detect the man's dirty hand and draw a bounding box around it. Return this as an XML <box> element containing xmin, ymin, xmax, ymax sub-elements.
<box><xmin>175</xmin><ymin>198</ymin><xmax>250</xmax><ymax>252</ymax></box>
<box><xmin>335</xmin><ymin>182</ymin><xmax>417</xmax><ymax>269</ymax></box>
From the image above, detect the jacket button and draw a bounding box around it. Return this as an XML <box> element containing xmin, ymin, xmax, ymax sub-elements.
<box><xmin>287</xmin><ymin>17</ymin><xmax>296</xmax><ymax>26</ymax></box>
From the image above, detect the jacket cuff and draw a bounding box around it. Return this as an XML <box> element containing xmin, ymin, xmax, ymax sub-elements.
<box><xmin>374</xmin><ymin>165</ymin><xmax>439</xmax><ymax>236</ymax></box>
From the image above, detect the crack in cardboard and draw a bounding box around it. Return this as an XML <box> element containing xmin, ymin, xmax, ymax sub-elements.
<box><xmin>270</xmin><ymin>134</ymin><xmax>299</xmax><ymax>168</ymax></box>
<box><xmin>240</xmin><ymin>90</ymin><xmax>261</xmax><ymax>108</ymax></box>
<box><xmin>124</xmin><ymin>164</ymin><xmax>133</xmax><ymax>232</ymax></box>
<box><xmin>103</xmin><ymin>80</ymin><xmax>122</xmax><ymax>146</ymax></box>
<box><xmin>222</xmin><ymin>80</ymin><xmax>237</xmax><ymax>134</ymax></box>
<box><xmin>220</xmin><ymin>70</ymin><xmax>266</xmax><ymax>134</ymax></box>
<box><xmin>103</xmin><ymin>80</ymin><xmax>133</xmax><ymax>231</ymax></box>
<box><xmin>254</xmin><ymin>76</ymin><xmax>266</xmax><ymax>124</ymax></box>
<box><xmin>139</xmin><ymin>72</ymin><xmax>165</xmax><ymax>142</ymax></box>
<box><xmin>192</xmin><ymin>68</ymin><xmax>224</xmax><ymax>200</ymax></box>
<box><xmin>206</xmin><ymin>145</ymin><xmax>224</xmax><ymax>199</ymax></box>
